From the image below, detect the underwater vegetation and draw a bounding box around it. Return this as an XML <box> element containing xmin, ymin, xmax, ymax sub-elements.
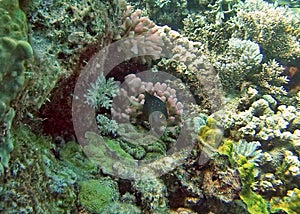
<box><xmin>1</xmin><ymin>0</ymin><xmax>300</xmax><ymax>213</ymax></box>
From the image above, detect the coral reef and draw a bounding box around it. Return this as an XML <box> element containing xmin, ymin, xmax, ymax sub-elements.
<box><xmin>133</xmin><ymin>177</ymin><xmax>169</xmax><ymax>213</ymax></box>
<box><xmin>231</xmin><ymin>0</ymin><xmax>300</xmax><ymax>62</ymax></box>
<box><xmin>1</xmin><ymin>0</ymin><xmax>300</xmax><ymax>213</ymax></box>
<box><xmin>182</xmin><ymin>0</ymin><xmax>299</xmax><ymax>96</ymax></box>
<box><xmin>0</xmin><ymin>109</ymin><xmax>15</xmax><ymax>176</ymax></box>
<box><xmin>78</xmin><ymin>178</ymin><xmax>119</xmax><ymax>213</ymax></box>
<box><xmin>112</xmin><ymin>73</ymin><xmax>183</xmax><ymax>126</ymax></box>
<box><xmin>84</xmin><ymin>73</ymin><xmax>119</xmax><ymax>135</ymax></box>
<box><xmin>128</xmin><ymin>0</ymin><xmax>189</xmax><ymax>30</ymax></box>
<box><xmin>16</xmin><ymin>0</ymin><xmax>126</xmax><ymax>117</ymax></box>
<box><xmin>0</xmin><ymin>126</ymin><xmax>77</xmax><ymax>213</ymax></box>
<box><xmin>270</xmin><ymin>187</ymin><xmax>300</xmax><ymax>214</ymax></box>
<box><xmin>0</xmin><ymin>0</ymin><xmax>33</xmax><ymax>176</ymax></box>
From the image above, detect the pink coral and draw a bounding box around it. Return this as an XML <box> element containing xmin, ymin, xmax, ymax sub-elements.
<box><xmin>112</xmin><ymin>74</ymin><xmax>183</xmax><ymax>126</ymax></box>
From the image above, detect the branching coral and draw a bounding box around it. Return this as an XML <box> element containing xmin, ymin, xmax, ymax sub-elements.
<box><xmin>112</xmin><ymin>73</ymin><xmax>184</xmax><ymax>126</ymax></box>
<box><xmin>116</xmin><ymin>7</ymin><xmax>164</xmax><ymax>63</ymax></box>
<box><xmin>215</xmin><ymin>38</ymin><xmax>263</xmax><ymax>92</ymax></box>
<box><xmin>96</xmin><ymin>114</ymin><xmax>119</xmax><ymax>136</ymax></box>
<box><xmin>215</xmin><ymin>89</ymin><xmax>300</xmax><ymax>199</ymax></box>
<box><xmin>84</xmin><ymin>73</ymin><xmax>119</xmax><ymax>136</ymax></box>
<box><xmin>84</xmin><ymin>73</ymin><xmax>120</xmax><ymax>109</ymax></box>
<box><xmin>181</xmin><ymin>0</ymin><xmax>298</xmax><ymax>96</ymax></box>
<box><xmin>230</xmin><ymin>0</ymin><xmax>300</xmax><ymax>62</ymax></box>
<box><xmin>134</xmin><ymin>0</ymin><xmax>189</xmax><ymax>30</ymax></box>
<box><xmin>156</xmin><ymin>32</ymin><xmax>224</xmax><ymax>113</ymax></box>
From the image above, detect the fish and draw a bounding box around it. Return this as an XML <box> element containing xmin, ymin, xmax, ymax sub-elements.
<box><xmin>142</xmin><ymin>91</ymin><xmax>168</xmax><ymax>127</ymax></box>
<box><xmin>283</xmin><ymin>58</ymin><xmax>300</xmax><ymax>93</ymax></box>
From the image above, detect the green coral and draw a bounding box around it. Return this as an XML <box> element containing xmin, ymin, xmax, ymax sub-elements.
<box><xmin>0</xmin><ymin>0</ymin><xmax>33</xmax><ymax>117</ymax></box>
<box><xmin>83</xmin><ymin>131</ymin><xmax>136</xmax><ymax>176</ymax></box>
<box><xmin>238</xmin><ymin>159</ymin><xmax>269</xmax><ymax>214</ymax></box>
<box><xmin>198</xmin><ymin>117</ymin><xmax>223</xmax><ymax>148</ymax></box>
<box><xmin>78</xmin><ymin>178</ymin><xmax>119</xmax><ymax>213</ymax></box>
<box><xmin>0</xmin><ymin>0</ymin><xmax>29</xmax><ymax>40</ymax></box>
<box><xmin>133</xmin><ymin>177</ymin><xmax>169</xmax><ymax>213</ymax></box>
<box><xmin>0</xmin><ymin>108</ymin><xmax>14</xmax><ymax>176</ymax></box>
<box><xmin>0</xmin><ymin>125</ymin><xmax>76</xmax><ymax>213</ymax></box>
<box><xmin>218</xmin><ymin>140</ymin><xmax>268</xmax><ymax>213</ymax></box>
<box><xmin>0</xmin><ymin>37</ymin><xmax>33</xmax><ymax>117</ymax></box>
<box><xmin>84</xmin><ymin>73</ymin><xmax>119</xmax><ymax>109</ymax></box>
<box><xmin>270</xmin><ymin>188</ymin><xmax>300</xmax><ymax>214</ymax></box>
<box><xmin>0</xmin><ymin>0</ymin><xmax>33</xmax><ymax>176</ymax></box>
<box><xmin>96</xmin><ymin>114</ymin><xmax>119</xmax><ymax>136</ymax></box>
<box><xmin>59</xmin><ymin>141</ymin><xmax>97</xmax><ymax>175</ymax></box>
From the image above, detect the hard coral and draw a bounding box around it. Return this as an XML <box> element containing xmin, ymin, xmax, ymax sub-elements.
<box><xmin>231</xmin><ymin>0</ymin><xmax>300</xmax><ymax>62</ymax></box>
<box><xmin>112</xmin><ymin>73</ymin><xmax>183</xmax><ymax>126</ymax></box>
<box><xmin>78</xmin><ymin>178</ymin><xmax>119</xmax><ymax>213</ymax></box>
<box><xmin>0</xmin><ymin>0</ymin><xmax>32</xmax><ymax>176</ymax></box>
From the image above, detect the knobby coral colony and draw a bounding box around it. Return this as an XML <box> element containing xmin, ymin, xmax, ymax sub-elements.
<box><xmin>1</xmin><ymin>0</ymin><xmax>300</xmax><ymax>214</ymax></box>
<box><xmin>112</xmin><ymin>73</ymin><xmax>183</xmax><ymax>127</ymax></box>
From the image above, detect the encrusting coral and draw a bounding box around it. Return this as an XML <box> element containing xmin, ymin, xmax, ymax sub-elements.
<box><xmin>78</xmin><ymin>178</ymin><xmax>119</xmax><ymax>213</ymax></box>
<box><xmin>0</xmin><ymin>0</ymin><xmax>33</xmax><ymax>176</ymax></box>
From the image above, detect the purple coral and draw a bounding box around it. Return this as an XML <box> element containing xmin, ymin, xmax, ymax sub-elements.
<box><xmin>112</xmin><ymin>74</ymin><xmax>183</xmax><ymax>126</ymax></box>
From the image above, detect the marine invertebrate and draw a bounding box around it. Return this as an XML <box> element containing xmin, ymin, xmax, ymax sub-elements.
<box><xmin>116</xmin><ymin>7</ymin><xmax>164</xmax><ymax>63</ymax></box>
<box><xmin>134</xmin><ymin>0</ymin><xmax>189</xmax><ymax>30</ymax></box>
<box><xmin>197</xmin><ymin>117</ymin><xmax>223</xmax><ymax>148</ymax></box>
<box><xmin>215</xmin><ymin>89</ymin><xmax>300</xmax><ymax>200</ymax></box>
<box><xmin>101</xmin><ymin>202</ymin><xmax>141</xmax><ymax>214</ymax></box>
<box><xmin>133</xmin><ymin>177</ymin><xmax>169</xmax><ymax>213</ymax></box>
<box><xmin>181</xmin><ymin>0</ymin><xmax>297</xmax><ymax>96</ymax></box>
<box><xmin>96</xmin><ymin>114</ymin><xmax>119</xmax><ymax>136</ymax></box>
<box><xmin>18</xmin><ymin>0</ymin><xmax>126</xmax><ymax>119</ymax></box>
<box><xmin>216</xmin><ymin>94</ymin><xmax>298</xmax><ymax>145</ymax></box>
<box><xmin>0</xmin><ymin>0</ymin><xmax>33</xmax><ymax>176</ymax></box>
<box><xmin>156</xmin><ymin>32</ymin><xmax>224</xmax><ymax>113</ymax></box>
<box><xmin>84</xmin><ymin>73</ymin><xmax>120</xmax><ymax>109</ymax></box>
<box><xmin>231</xmin><ymin>0</ymin><xmax>300</xmax><ymax>62</ymax></box>
<box><xmin>78</xmin><ymin>178</ymin><xmax>119</xmax><ymax>213</ymax></box>
<box><xmin>233</xmin><ymin>140</ymin><xmax>262</xmax><ymax>166</ymax></box>
<box><xmin>270</xmin><ymin>187</ymin><xmax>300</xmax><ymax>214</ymax></box>
<box><xmin>112</xmin><ymin>73</ymin><xmax>183</xmax><ymax>126</ymax></box>
<box><xmin>0</xmin><ymin>108</ymin><xmax>14</xmax><ymax>176</ymax></box>
<box><xmin>84</xmin><ymin>73</ymin><xmax>119</xmax><ymax>136</ymax></box>
<box><xmin>215</xmin><ymin>38</ymin><xmax>263</xmax><ymax>92</ymax></box>
<box><xmin>215</xmin><ymin>38</ymin><xmax>288</xmax><ymax>95</ymax></box>
<box><xmin>253</xmin><ymin>59</ymin><xmax>289</xmax><ymax>95</ymax></box>
<box><xmin>0</xmin><ymin>125</ymin><xmax>77</xmax><ymax>213</ymax></box>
